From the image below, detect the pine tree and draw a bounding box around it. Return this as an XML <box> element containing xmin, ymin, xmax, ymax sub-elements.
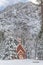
<box><xmin>2</xmin><ymin>38</ymin><xmax>17</xmax><ymax>60</ymax></box>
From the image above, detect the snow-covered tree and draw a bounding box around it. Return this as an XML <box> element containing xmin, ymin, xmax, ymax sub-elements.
<box><xmin>2</xmin><ymin>38</ymin><xmax>17</xmax><ymax>60</ymax></box>
<box><xmin>37</xmin><ymin>0</ymin><xmax>43</xmax><ymax>38</ymax></box>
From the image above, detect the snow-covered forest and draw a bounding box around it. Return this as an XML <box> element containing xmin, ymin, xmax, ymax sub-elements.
<box><xmin>0</xmin><ymin>0</ymin><xmax>43</xmax><ymax>60</ymax></box>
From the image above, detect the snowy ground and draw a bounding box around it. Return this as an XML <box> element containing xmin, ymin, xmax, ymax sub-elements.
<box><xmin>0</xmin><ymin>59</ymin><xmax>43</xmax><ymax>65</ymax></box>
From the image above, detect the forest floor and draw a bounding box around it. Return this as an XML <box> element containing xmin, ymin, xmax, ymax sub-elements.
<box><xmin>0</xmin><ymin>59</ymin><xmax>43</xmax><ymax>65</ymax></box>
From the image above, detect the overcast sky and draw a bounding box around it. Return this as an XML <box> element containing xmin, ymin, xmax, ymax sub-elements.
<box><xmin>0</xmin><ymin>0</ymin><xmax>38</xmax><ymax>11</ymax></box>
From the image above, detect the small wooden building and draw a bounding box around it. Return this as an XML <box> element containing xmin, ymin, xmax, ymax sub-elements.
<box><xmin>16</xmin><ymin>43</ymin><xmax>27</xmax><ymax>59</ymax></box>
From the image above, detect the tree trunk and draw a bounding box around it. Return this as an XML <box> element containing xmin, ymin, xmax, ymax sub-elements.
<box><xmin>39</xmin><ymin>0</ymin><xmax>43</xmax><ymax>38</ymax></box>
<box><xmin>41</xmin><ymin>0</ymin><xmax>43</xmax><ymax>32</ymax></box>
